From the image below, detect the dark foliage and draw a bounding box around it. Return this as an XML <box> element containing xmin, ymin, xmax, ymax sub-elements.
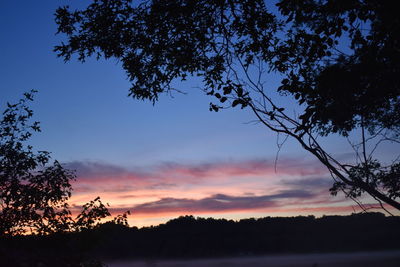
<box><xmin>54</xmin><ymin>0</ymin><xmax>276</xmax><ymax>105</ymax></box>
<box><xmin>277</xmin><ymin>0</ymin><xmax>400</xmax><ymax>136</ymax></box>
<box><xmin>54</xmin><ymin>0</ymin><xmax>400</xmax><ymax>135</ymax></box>
<box><xmin>0</xmin><ymin>91</ymin><xmax>75</xmax><ymax>235</ymax></box>
<box><xmin>1</xmin><ymin>213</ymin><xmax>399</xmax><ymax>265</ymax></box>
<box><xmin>91</xmin><ymin>213</ymin><xmax>400</xmax><ymax>259</ymax></box>
<box><xmin>275</xmin><ymin>0</ymin><xmax>400</xmax><ymax>211</ymax></box>
<box><xmin>0</xmin><ymin>92</ymin><xmax>129</xmax><ymax>238</ymax></box>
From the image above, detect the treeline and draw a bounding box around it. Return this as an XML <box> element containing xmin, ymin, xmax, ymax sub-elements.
<box><xmin>1</xmin><ymin>212</ymin><xmax>400</xmax><ymax>265</ymax></box>
<box><xmin>94</xmin><ymin>212</ymin><xmax>400</xmax><ymax>258</ymax></box>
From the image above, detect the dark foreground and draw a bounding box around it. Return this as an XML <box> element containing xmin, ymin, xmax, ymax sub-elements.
<box><xmin>1</xmin><ymin>213</ymin><xmax>400</xmax><ymax>266</ymax></box>
<box><xmin>108</xmin><ymin>250</ymin><xmax>400</xmax><ymax>267</ymax></box>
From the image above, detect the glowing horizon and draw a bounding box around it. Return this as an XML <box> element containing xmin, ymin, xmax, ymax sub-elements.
<box><xmin>65</xmin><ymin>157</ymin><xmax>390</xmax><ymax>227</ymax></box>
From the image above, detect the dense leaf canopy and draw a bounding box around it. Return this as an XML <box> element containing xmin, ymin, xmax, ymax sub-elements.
<box><xmin>277</xmin><ymin>0</ymin><xmax>400</xmax><ymax>136</ymax></box>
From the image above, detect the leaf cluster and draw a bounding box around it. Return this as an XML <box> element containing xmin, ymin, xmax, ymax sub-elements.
<box><xmin>0</xmin><ymin>91</ymin><xmax>73</xmax><ymax>235</ymax></box>
<box><xmin>276</xmin><ymin>0</ymin><xmax>400</xmax><ymax>136</ymax></box>
<box><xmin>55</xmin><ymin>0</ymin><xmax>278</xmax><ymax>107</ymax></box>
<box><xmin>330</xmin><ymin>161</ymin><xmax>400</xmax><ymax>200</ymax></box>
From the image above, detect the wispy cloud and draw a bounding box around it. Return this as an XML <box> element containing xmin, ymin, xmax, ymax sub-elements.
<box><xmin>157</xmin><ymin>158</ymin><xmax>327</xmax><ymax>179</ymax></box>
<box><xmin>280</xmin><ymin>177</ymin><xmax>332</xmax><ymax>189</ymax></box>
<box><xmin>66</xmin><ymin>158</ymin><xmax>329</xmax><ymax>193</ymax></box>
<box><xmin>118</xmin><ymin>190</ymin><xmax>316</xmax><ymax>215</ymax></box>
<box><xmin>64</xmin><ymin>158</ymin><xmax>355</xmax><ymax>226</ymax></box>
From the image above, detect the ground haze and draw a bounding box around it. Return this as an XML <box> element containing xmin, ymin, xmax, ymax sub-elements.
<box><xmin>108</xmin><ymin>250</ymin><xmax>400</xmax><ymax>267</ymax></box>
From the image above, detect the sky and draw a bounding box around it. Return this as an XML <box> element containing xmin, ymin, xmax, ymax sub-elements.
<box><xmin>1</xmin><ymin>1</ymin><xmax>397</xmax><ymax>227</ymax></box>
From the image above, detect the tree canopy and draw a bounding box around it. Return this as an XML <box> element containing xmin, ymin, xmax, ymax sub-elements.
<box><xmin>54</xmin><ymin>0</ymin><xmax>400</xmax><ymax>212</ymax></box>
<box><xmin>276</xmin><ymin>0</ymin><xmax>400</xmax><ymax>136</ymax></box>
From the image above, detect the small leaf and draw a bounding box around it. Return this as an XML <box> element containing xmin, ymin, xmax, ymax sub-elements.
<box><xmin>223</xmin><ymin>86</ymin><xmax>232</xmax><ymax>95</ymax></box>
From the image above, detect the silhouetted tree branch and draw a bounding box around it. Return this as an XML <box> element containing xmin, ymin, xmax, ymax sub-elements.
<box><xmin>54</xmin><ymin>0</ymin><xmax>400</xmax><ymax>212</ymax></box>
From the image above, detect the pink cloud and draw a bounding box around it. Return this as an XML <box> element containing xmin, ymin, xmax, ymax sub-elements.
<box><xmin>63</xmin><ymin>158</ymin><xmax>361</xmax><ymax>227</ymax></box>
<box><xmin>67</xmin><ymin>158</ymin><xmax>329</xmax><ymax>194</ymax></box>
<box><xmin>158</xmin><ymin>158</ymin><xmax>327</xmax><ymax>179</ymax></box>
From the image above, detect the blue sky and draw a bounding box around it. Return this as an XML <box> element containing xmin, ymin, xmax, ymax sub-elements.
<box><xmin>0</xmin><ymin>0</ymin><xmax>313</xmax><ymax>167</ymax></box>
<box><xmin>1</xmin><ymin>1</ymin><xmax>396</xmax><ymax>226</ymax></box>
<box><xmin>0</xmin><ymin>2</ymin><xmax>255</xmax><ymax>159</ymax></box>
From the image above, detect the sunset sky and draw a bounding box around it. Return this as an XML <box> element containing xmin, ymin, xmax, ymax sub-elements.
<box><xmin>1</xmin><ymin>1</ymin><xmax>397</xmax><ymax>227</ymax></box>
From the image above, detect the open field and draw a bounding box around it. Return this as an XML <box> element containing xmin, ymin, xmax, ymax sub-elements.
<box><xmin>107</xmin><ymin>250</ymin><xmax>400</xmax><ymax>267</ymax></box>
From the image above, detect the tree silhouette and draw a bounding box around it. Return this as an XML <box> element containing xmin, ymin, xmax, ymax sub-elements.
<box><xmin>0</xmin><ymin>91</ymin><xmax>75</xmax><ymax>235</ymax></box>
<box><xmin>0</xmin><ymin>91</ymin><xmax>129</xmax><ymax>236</ymax></box>
<box><xmin>54</xmin><ymin>0</ymin><xmax>400</xmax><ymax>212</ymax></box>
